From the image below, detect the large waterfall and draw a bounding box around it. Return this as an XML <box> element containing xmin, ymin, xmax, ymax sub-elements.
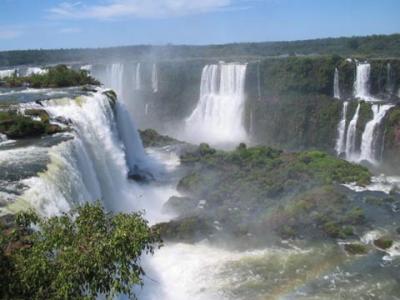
<box><xmin>19</xmin><ymin>92</ymin><xmax>138</xmax><ymax>214</ymax></box>
<box><xmin>335</xmin><ymin>101</ymin><xmax>348</xmax><ymax>155</ymax></box>
<box><xmin>185</xmin><ymin>63</ymin><xmax>248</xmax><ymax>145</ymax></box>
<box><xmin>345</xmin><ymin>103</ymin><xmax>360</xmax><ymax>160</ymax></box>
<box><xmin>359</xmin><ymin>104</ymin><xmax>394</xmax><ymax>163</ymax></box>
<box><xmin>333</xmin><ymin>68</ymin><xmax>341</xmax><ymax>99</ymax></box>
<box><xmin>354</xmin><ymin>63</ymin><xmax>372</xmax><ymax>101</ymax></box>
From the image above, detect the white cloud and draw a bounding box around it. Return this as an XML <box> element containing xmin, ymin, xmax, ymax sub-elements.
<box><xmin>0</xmin><ymin>29</ymin><xmax>22</xmax><ymax>39</ymax></box>
<box><xmin>48</xmin><ymin>0</ymin><xmax>244</xmax><ymax>20</ymax></box>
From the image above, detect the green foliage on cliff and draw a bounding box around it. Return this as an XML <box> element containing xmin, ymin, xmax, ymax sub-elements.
<box><xmin>0</xmin><ymin>203</ymin><xmax>160</xmax><ymax>299</ymax></box>
<box><xmin>1</xmin><ymin>65</ymin><xmax>99</xmax><ymax>88</ymax></box>
<box><xmin>0</xmin><ymin>110</ymin><xmax>62</xmax><ymax>139</ymax></box>
<box><xmin>160</xmin><ymin>144</ymin><xmax>371</xmax><ymax>244</ymax></box>
<box><xmin>258</xmin><ymin>56</ymin><xmax>341</xmax><ymax>95</ymax></box>
<box><xmin>248</xmin><ymin>93</ymin><xmax>341</xmax><ymax>151</ymax></box>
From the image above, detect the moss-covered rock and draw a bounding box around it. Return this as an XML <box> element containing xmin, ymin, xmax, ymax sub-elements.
<box><xmin>373</xmin><ymin>237</ymin><xmax>393</xmax><ymax>250</ymax></box>
<box><xmin>0</xmin><ymin>110</ymin><xmax>63</xmax><ymax>139</ymax></box>
<box><xmin>344</xmin><ymin>243</ymin><xmax>369</xmax><ymax>255</ymax></box>
<box><xmin>139</xmin><ymin>128</ymin><xmax>182</xmax><ymax>148</ymax></box>
<box><xmin>153</xmin><ymin>216</ymin><xmax>214</xmax><ymax>243</ymax></box>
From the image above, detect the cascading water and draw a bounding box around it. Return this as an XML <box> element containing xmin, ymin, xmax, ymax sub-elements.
<box><xmin>108</xmin><ymin>63</ymin><xmax>125</xmax><ymax>97</ymax></box>
<box><xmin>135</xmin><ymin>63</ymin><xmax>141</xmax><ymax>90</ymax></box>
<box><xmin>359</xmin><ymin>104</ymin><xmax>394</xmax><ymax>164</ymax></box>
<box><xmin>0</xmin><ymin>69</ymin><xmax>16</xmax><ymax>79</ymax></box>
<box><xmin>354</xmin><ymin>63</ymin><xmax>372</xmax><ymax>101</ymax></box>
<box><xmin>25</xmin><ymin>67</ymin><xmax>48</xmax><ymax>76</ymax></box>
<box><xmin>335</xmin><ymin>101</ymin><xmax>348</xmax><ymax>155</ymax></box>
<box><xmin>152</xmin><ymin>63</ymin><xmax>158</xmax><ymax>93</ymax></box>
<box><xmin>333</xmin><ymin>68</ymin><xmax>341</xmax><ymax>99</ymax></box>
<box><xmin>80</xmin><ymin>65</ymin><xmax>92</xmax><ymax>72</ymax></box>
<box><xmin>185</xmin><ymin>63</ymin><xmax>248</xmax><ymax>145</ymax></box>
<box><xmin>345</xmin><ymin>103</ymin><xmax>360</xmax><ymax>160</ymax></box>
<box><xmin>25</xmin><ymin>92</ymin><xmax>139</xmax><ymax>213</ymax></box>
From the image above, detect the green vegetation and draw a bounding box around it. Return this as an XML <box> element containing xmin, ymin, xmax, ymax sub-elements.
<box><xmin>373</xmin><ymin>237</ymin><xmax>393</xmax><ymax>250</ymax></box>
<box><xmin>0</xmin><ymin>203</ymin><xmax>160</xmax><ymax>299</ymax></box>
<box><xmin>1</xmin><ymin>34</ymin><xmax>400</xmax><ymax>67</ymax></box>
<box><xmin>1</xmin><ymin>65</ymin><xmax>99</xmax><ymax>88</ymax></box>
<box><xmin>0</xmin><ymin>110</ymin><xmax>63</xmax><ymax>139</ymax></box>
<box><xmin>159</xmin><ymin>144</ymin><xmax>371</xmax><ymax>245</ymax></box>
<box><xmin>383</xmin><ymin>106</ymin><xmax>400</xmax><ymax>171</ymax></box>
<box><xmin>344</xmin><ymin>243</ymin><xmax>369</xmax><ymax>255</ymax></box>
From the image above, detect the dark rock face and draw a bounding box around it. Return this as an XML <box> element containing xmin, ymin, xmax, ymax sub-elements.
<box><xmin>127</xmin><ymin>166</ymin><xmax>154</xmax><ymax>183</ymax></box>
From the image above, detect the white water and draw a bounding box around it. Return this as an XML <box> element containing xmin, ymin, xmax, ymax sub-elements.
<box><xmin>354</xmin><ymin>63</ymin><xmax>373</xmax><ymax>101</ymax></box>
<box><xmin>359</xmin><ymin>104</ymin><xmax>394</xmax><ymax>164</ymax></box>
<box><xmin>25</xmin><ymin>67</ymin><xmax>48</xmax><ymax>76</ymax></box>
<box><xmin>345</xmin><ymin>103</ymin><xmax>360</xmax><ymax>160</ymax></box>
<box><xmin>80</xmin><ymin>65</ymin><xmax>92</xmax><ymax>72</ymax></box>
<box><xmin>185</xmin><ymin>63</ymin><xmax>248</xmax><ymax>145</ymax></box>
<box><xmin>108</xmin><ymin>63</ymin><xmax>125</xmax><ymax>97</ymax></box>
<box><xmin>333</xmin><ymin>68</ymin><xmax>341</xmax><ymax>99</ymax></box>
<box><xmin>0</xmin><ymin>69</ymin><xmax>16</xmax><ymax>79</ymax></box>
<box><xmin>335</xmin><ymin>101</ymin><xmax>348</xmax><ymax>155</ymax></box>
<box><xmin>135</xmin><ymin>63</ymin><xmax>141</xmax><ymax>90</ymax></box>
<box><xmin>344</xmin><ymin>174</ymin><xmax>400</xmax><ymax>194</ymax></box>
<box><xmin>152</xmin><ymin>63</ymin><xmax>158</xmax><ymax>93</ymax></box>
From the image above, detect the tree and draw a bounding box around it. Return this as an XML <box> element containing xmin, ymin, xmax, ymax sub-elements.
<box><xmin>0</xmin><ymin>203</ymin><xmax>161</xmax><ymax>299</ymax></box>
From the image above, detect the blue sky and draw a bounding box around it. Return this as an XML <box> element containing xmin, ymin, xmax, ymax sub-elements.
<box><xmin>0</xmin><ymin>0</ymin><xmax>399</xmax><ymax>50</ymax></box>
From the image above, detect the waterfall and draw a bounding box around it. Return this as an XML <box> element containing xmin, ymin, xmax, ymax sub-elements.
<box><xmin>185</xmin><ymin>63</ymin><xmax>248</xmax><ymax>145</ymax></box>
<box><xmin>359</xmin><ymin>104</ymin><xmax>394</xmax><ymax>164</ymax></box>
<box><xmin>135</xmin><ymin>63</ymin><xmax>141</xmax><ymax>90</ymax></box>
<box><xmin>333</xmin><ymin>68</ymin><xmax>341</xmax><ymax>99</ymax></box>
<box><xmin>108</xmin><ymin>63</ymin><xmax>124</xmax><ymax>97</ymax></box>
<box><xmin>20</xmin><ymin>91</ymin><xmax>143</xmax><ymax>215</ymax></box>
<box><xmin>145</xmin><ymin>103</ymin><xmax>149</xmax><ymax>115</ymax></box>
<box><xmin>0</xmin><ymin>69</ymin><xmax>16</xmax><ymax>79</ymax></box>
<box><xmin>354</xmin><ymin>63</ymin><xmax>372</xmax><ymax>101</ymax></box>
<box><xmin>335</xmin><ymin>101</ymin><xmax>348</xmax><ymax>155</ymax></box>
<box><xmin>152</xmin><ymin>64</ymin><xmax>158</xmax><ymax>93</ymax></box>
<box><xmin>115</xmin><ymin>101</ymin><xmax>157</xmax><ymax>177</ymax></box>
<box><xmin>25</xmin><ymin>67</ymin><xmax>48</xmax><ymax>76</ymax></box>
<box><xmin>345</xmin><ymin>103</ymin><xmax>360</xmax><ymax>160</ymax></box>
<box><xmin>80</xmin><ymin>65</ymin><xmax>92</xmax><ymax>72</ymax></box>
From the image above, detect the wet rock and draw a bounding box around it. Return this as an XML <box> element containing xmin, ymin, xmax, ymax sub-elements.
<box><xmin>24</xmin><ymin>109</ymin><xmax>50</xmax><ymax>123</ymax></box>
<box><xmin>373</xmin><ymin>237</ymin><xmax>393</xmax><ymax>250</ymax></box>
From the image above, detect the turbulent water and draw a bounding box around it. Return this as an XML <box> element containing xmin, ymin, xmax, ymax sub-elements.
<box><xmin>335</xmin><ymin>101</ymin><xmax>348</xmax><ymax>155</ymax></box>
<box><xmin>25</xmin><ymin>67</ymin><xmax>48</xmax><ymax>76</ymax></box>
<box><xmin>185</xmin><ymin>63</ymin><xmax>247</xmax><ymax>145</ymax></box>
<box><xmin>333</xmin><ymin>68</ymin><xmax>340</xmax><ymax>99</ymax></box>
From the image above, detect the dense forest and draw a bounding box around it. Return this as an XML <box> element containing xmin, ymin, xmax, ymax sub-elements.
<box><xmin>1</xmin><ymin>34</ymin><xmax>400</xmax><ymax>67</ymax></box>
